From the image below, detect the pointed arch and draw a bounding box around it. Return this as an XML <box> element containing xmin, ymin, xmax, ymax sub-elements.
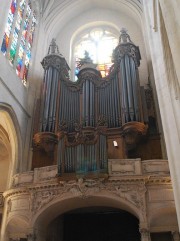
<box><xmin>0</xmin><ymin>103</ymin><xmax>22</xmax><ymax>188</ymax></box>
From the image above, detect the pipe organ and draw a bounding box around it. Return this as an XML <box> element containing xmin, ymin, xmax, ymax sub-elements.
<box><xmin>33</xmin><ymin>30</ymin><xmax>162</xmax><ymax>177</ymax></box>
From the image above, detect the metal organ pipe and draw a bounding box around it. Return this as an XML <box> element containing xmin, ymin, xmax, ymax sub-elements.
<box><xmin>86</xmin><ymin>80</ymin><xmax>89</xmax><ymax>126</ymax></box>
<box><xmin>120</xmin><ymin>59</ymin><xmax>129</xmax><ymax>123</ymax></box>
<box><xmin>115</xmin><ymin>74</ymin><xmax>121</xmax><ymax>127</ymax></box>
<box><xmin>90</xmin><ymin>81</ymin><xmax>92</xmax><ymax>126</ymax></box>
<box><xmin>130</xmin><ymin>59</ymin><xmax>139</xmax><ymax>121</ymax></box>
<box><xmin>42</xmin><ymin>67</ymin><xmax>53</xmax><ymax>131</ymax></box>
<box><xmin>49</xmin><ymin>68</ymin><xmax>59</xmax><ymax>132</ymax></box>
<box><xmin>125</xmin><ymin>56</ymin><xmax>134</xmax><ymax>121</ymax></box>
<box><xmin>104</xmin><ymin>85</ymin><xmax>108</xmax><ymax>125</ymax></box>
<box><xmin>111</xmin><ymin>81</ymin><xmax>116</xmax><ymax>127</ymax></box>
<box><xmin>112</xmin><ymin>77</ymin><xmax>117</xmax><ymax>126</ymax></box>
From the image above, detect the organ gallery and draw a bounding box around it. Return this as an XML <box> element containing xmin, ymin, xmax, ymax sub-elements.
<box><xmin>1</xmin><ymin>1</ymin><xmax>180</xmax><ymax>240</ymax></box>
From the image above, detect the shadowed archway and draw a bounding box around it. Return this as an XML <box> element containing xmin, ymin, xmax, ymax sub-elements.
<box><xmin>46</xmin><ymin>207</ymin><xmax>140</xmax><ymax>241</ymax></box>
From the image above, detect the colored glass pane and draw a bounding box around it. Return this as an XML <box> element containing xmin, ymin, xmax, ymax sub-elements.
<box><xmin>74</xmin><ymin>29</ymin><xmax>118</xmax><ymax>79</ymax></box>
<box><xmin>22</xmin><ymin>42</ymin><xmax>31</xmax><ymax>83</ymax></box>
<box><xmin>9</xmin><ymin>0</ymin><xmax>25</xmax><ymax>64</ymax></box>
<box><xmin>1</xmin><ymin>34</ymin><xmax>9</xmax><ymax>54</ymax></box>
<box><xmin>16</xmin><ymin>44</ymin><xmax>24</xmax><ymax>76</ymax></box>
<box><xmin>1</xmin><ymin>0</ymin><xmax>17</xmax><ymax>54</ymax></box>
<box><xmin>27</xmin><ymin>2</ymin><xmax>32</xmax><ymax>16</ymax></box>
<box><xmin>10</xmin><ymin>0</ymin><xmax>17</xmax><ymax>14</ymax></box>
<box><xmin>1</xmin><ymin>0</ymin><xmax>36</xmax><ymax>85</ymax></box>
<box><xmin>29</xmin><ymin>12</ymin><xmax>36</xmax><ymax>45</ymax></box>
<box><xmin>16</xmin><ymin>0</ymin><xmax>33</xmax><ymax>82</ymax></box>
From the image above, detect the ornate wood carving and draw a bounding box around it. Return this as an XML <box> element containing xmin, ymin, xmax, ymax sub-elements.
<box><xmin>33</xmin><ymin>132</ymin><xmax>58</xmax><ymax>152</ymax></box>
<box><xmin>122</xmin><ymin>122</ymin><xmax>148</xmax><ymax>150</ymax></box>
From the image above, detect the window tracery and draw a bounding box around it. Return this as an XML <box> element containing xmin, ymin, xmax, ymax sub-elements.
<box><xmin>1</xmin><ymin>0</ymin><xmax>37</xmax><ymax>85</ymax></box>
<box><xmin>74</xmin><ymin>28</ymin><xmax>118</xmax><ymax>79</ymax></box>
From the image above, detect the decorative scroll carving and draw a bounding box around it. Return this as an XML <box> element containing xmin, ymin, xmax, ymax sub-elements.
<box><xmin>106</xmin><ymin>183</ymin><xmax>146</xmax><ymax>213</ymax></box>
<box><xmin>31</xmin><ymin>179</ymin><xmax>146</xmax><ymax>216</ymax></box>
<box><xmin>96</xmin><ymin>115</ymin><xmax>108</xmax><ymax>128</ymax></box>
<box><xmin>112</xmin><ymin>28</ymin><xmax>141</xmax><ymax>68</ymax></box>
<box><xmin>41</xmin><ymin>55</ymin><xmax>63</xmax><ymax>70</ymax></box>
<box><xmin>77</xmin><ymin>71</ymin><xmax>102</xmax><ymax>87</ymax></box>
<box><xmin>58</xmin><ymin>121</ymin><xmax>68</xmax><ymax>132</ymax></box>
<box><xmin>33</xmin><ymin>132</ymin><xmax>58</xmax><ymax>152</ymax></box>
<box><xmin>58</xmin><ymin>123</ymin><xmax>107</xmax><ymax>147</ymax></box>
<box><xmin>41</xmin><ymin>39</ymin><xmax>70</xmax><ymax>73</ymax></box>
<box><xmin>33</xmin><ymin>190</ymin><xmax>59</xmax><ymax>211</ymax></box>
<box><xmin>65</xmin><ymin>130</ymin><xmax>98</xmax><ymax>146</ymax></box>
<box><xmin>122</xmin><ymin>122</ymin><xmax>148</xmax><ymax>150</ymax></box>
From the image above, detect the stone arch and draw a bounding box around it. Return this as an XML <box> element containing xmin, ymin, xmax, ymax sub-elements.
<box><xmin>32</xmin><ymin>193</ymin><xmax>144</xmax><ymax>235</ymax></box>
<box><xmin>0</xmin><ymin>103</ymin><xmax>22</xmax><ymax>186</ymax></box>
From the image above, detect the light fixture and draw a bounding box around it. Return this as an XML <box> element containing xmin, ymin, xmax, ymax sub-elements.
<box><xmin>113</xmin><ymin>140</ymin><xmax>118</xmax><ymax>147</ymax></box>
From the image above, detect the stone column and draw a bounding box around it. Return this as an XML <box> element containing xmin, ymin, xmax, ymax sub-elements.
<box><xmin>140</xmin><ymin>228</ymin><xmax>151</xmax><ymax>241</ymax></box>
<box><xmin>142</xmin><ymin>0</ymin><xmax>180</xmax><ymax>231</ymax></box>
<box><xmin>172</xmin><ymin>231</ymin><xmax>180</xmax><ymax>241</ymax></box>
<box><xmin>159</xmin><ymin>0</ymin><xmax>180</xmax><ymax>86</ymax></box>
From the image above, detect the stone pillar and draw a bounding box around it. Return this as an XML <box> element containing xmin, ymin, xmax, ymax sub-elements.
<box><xmin>172</xmin><ymin>231</ymin><xmax>180</xmax><ymax>241</ymax></box>
<box><xmin>159</xmin><ymin>0</ymin><xmax>180</xmax><ymax>87</ymax></box>
<box><xmin>142</xmin><ymin>0</ymin><xmax>180</xmax><ymax>230</ymax></box>
<box><xmin>140</xmin><ymin>228</ymin><xmax>151</xmax><ymax>241</ymax></box>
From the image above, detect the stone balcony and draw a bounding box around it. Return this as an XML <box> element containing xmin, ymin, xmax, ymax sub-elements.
<box><xmin>12</xmin><ymin>159</ymin><xmax>170</xmax><ymax>187</ymax></box>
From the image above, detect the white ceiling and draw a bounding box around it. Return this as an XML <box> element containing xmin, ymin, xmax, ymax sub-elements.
<box><xmin>37</xmin><ymin>0</ymin><xmax>143</xmax><ymax>37</ymax></box>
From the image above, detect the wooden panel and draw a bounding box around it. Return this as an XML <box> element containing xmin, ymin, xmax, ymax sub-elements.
<box><xmin>107</xmin><ymin>136</ymin><xmax>126</xmax><ymax>159</ymax></box>
<box><xmin>128</xmin><ymin>135</ymin><xmax>162</xmax><ymax>160</ymax></box>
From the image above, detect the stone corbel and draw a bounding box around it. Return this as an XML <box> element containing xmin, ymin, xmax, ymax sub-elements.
<box><xmin>33</xmin><ymin>132</ymin><xmax>58</xmax><ymax>153</ymax></box>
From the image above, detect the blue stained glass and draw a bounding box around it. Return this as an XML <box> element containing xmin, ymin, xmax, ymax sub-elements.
<box><xmin>1</xmin><ymin>34</ymin><xmax>8</xmax><ymax>53</ymax></box>
<box><xmin>10</xmin><ymin>0</ymin><xmax>17</xmax><ymax>14</ymax></box>
<box><xmin>2</xmin><ymin>0</ymin><xmax>37</xmax><ymax>84</ymax></box>
<box><xmin>1</xmin><ymin>0</ymin><xmax>17</xmax><ymax>54</ymax></box>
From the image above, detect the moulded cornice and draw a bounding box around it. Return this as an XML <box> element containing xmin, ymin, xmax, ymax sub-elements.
<box><xmin>4</xmin><ymin>175</ymin><xmax>171</xmax><ymax>199</ymax></box>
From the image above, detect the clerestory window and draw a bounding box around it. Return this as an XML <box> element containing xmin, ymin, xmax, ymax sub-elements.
<box><xmin>1</xmin><ymin>0</ymin><xmax>37</xmax><ymax>86</ymax></box>
<box><xmin>74</xmin><ymin>28</ymin><xmax>118</xmax><ymax>80</ymax></box>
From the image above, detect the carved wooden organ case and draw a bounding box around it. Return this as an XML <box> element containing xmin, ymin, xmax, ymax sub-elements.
<box><xmin>33</xmin><ymin>31</ymin><xmax>162</xmax><ymax>177</ymax></box>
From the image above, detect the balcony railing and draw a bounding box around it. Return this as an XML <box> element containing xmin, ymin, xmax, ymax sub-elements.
<box><xmin>11</xmin><ymin>159</ymin><xmax>170</xmax><ymax>188</ymax></box>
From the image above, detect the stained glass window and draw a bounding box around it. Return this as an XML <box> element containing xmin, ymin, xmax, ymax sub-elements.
<box><xmin>1</xmin><ymin>0</ymin><xmax>37</xmax><ymax>85</ymax></box>
<box><xmin>74</xmin><ymin>28</ymin><xmax>118</xmax><ymax>79</ymax></box>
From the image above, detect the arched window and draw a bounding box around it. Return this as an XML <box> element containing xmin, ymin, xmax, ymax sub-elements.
<box><xmin>74</xmin><ymin>28</ymin><xmax>118</xmax><ymax>79</ymax></box>
<box><xmin>1</xmin><ymin>0</ymin><xmax>37</xmax><ymax>86</ymax></box>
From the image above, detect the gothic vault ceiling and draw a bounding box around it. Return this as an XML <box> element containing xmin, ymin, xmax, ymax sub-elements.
<box><xmin>38</xmin><ymin>0</ymin><xmax>143</xmax><ymax>36</ymax></box>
